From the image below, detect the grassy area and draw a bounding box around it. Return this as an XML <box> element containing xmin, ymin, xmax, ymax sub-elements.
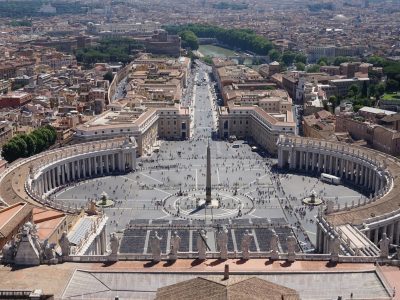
<box><xmin>382</xmin><ymin>93</ymin><xmax>400</xmax><ymax>101</ymax></box>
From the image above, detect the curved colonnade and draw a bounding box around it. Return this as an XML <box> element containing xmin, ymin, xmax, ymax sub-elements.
<box><xmin>0</xmin><ymin>137</ymin><xmax>137</xmax><ymax>213</ymax></box>
<box><xmin>277</xmin><ymin>135</ymin><xmax>400</xmax><ymax>254</ymax></box>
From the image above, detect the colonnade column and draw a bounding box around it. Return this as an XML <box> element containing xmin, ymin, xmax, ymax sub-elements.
<box><xmin>106</xmin><ymin>155</ymin><xmax>110</xmax><ymax>173</ymax></box>
<box><xmin>299</xmin><ymin>151</ymin><xmax>303</xmax><ymax>170</ymax></box>
<box><xmin>111</xmin><ymin>154</ymin><xmax>116</xmax><ymax>172</ymax></box>
<box><xmin>395</xmin><ymin>221</ymin><xmax>400</xmax><ymax>245</ymax></box>
<box><xmin>88</xmin><ymin>157</ymin><xmax>92</xmax><ymax>177</ymax></box>
<box><xmin>374</xmin><ymin>228</ymin><xmax>379</xmax><ymax>245</ymax></box>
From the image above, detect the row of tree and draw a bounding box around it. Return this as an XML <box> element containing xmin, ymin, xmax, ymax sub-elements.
<box><xmin>1</xmin><ymin>125</ymin><xmax>57</xmax><ymax>163</ymax></box>
<box><xmin>268</xmin><ymin>50</ymin><xmax>307</xmax><ymax>66</ymax></box>
<box><xmin>75</xmin><ymin>37</ymin><xmax>144</xmax><ymax>67</ymax></box>
<box><xmin>165</xmin><ymin>24</ymin><xmax>274</xmax><ymax>55</ymax></box>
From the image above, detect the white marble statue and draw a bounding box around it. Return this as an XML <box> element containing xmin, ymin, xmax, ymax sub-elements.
<box><xmin>2</xmin><ymin>240</ymin><xmax>16</xmax><ymax>264</ymax></box>
<box><xmin>59</xmin><ymin>231</ymin><xmax>71</xmax><ymax>257</ymax></box>
<box><xmin>330</xmin><ymin>237</ymin><xmax>341</xmax><ymax>262</ymax></box>
<box><xmin>217</xmin><ymin>226</ymin><xmax>229</xmax><ymax>260</ymax></box>
<box><xmin>241</xmin><ymin>229</ymin><xmax>253</xmax><ymax>260</ymax></box>
<box><xmin>150</xmin><ymin>231</ymin><xmax>162</xmax><ymax>262</ymax></box>
<box><xmin>169</xmin><ymin>231</ymin><xmax>181</xmax><ymax>260</ymax></box>
<box><xmin>286</xmin><ymin>235</ymin><xmax>297</xmax><ymax>262</ymax></box>
<box><xmin>42</xmin><ymin>240</ymin><xmax>57</xmax><ymax>263</ymax></box>
<box><xmin>197</xmin><ymin>229</ymin><xmax>208</xmax><ymax>260</ymax></box>
<box><xmin>269</xmin><ymin>229</ymin><xmax>279</xmax><ymax>260</ymax></box>
<box><xmin>109</xmin><ymin>232</ymin><xmax>120</xmax><ymax>256</ymax></box>
<box><xmin>379</xmin><ymin>233</ymin><xmax>390</xmax><ymax>258</ymax></box>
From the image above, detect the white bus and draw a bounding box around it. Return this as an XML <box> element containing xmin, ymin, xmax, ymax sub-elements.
<box><xmin>320</xmin><ymin>173</ymin><xmax>341</xmax><ymax>185</ymax></box>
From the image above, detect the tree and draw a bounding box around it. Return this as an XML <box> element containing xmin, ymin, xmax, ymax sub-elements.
<box><xmin>348</xmin><ymin>84</ymin><xmax>359</xmax><ymax>99</ymax></box>
<box><xmin>268</xmin><ymin>49</ymin><xmax>281</xmax><ymax>62</ymax></box>
<box><xmin>333</xmin><ymin>56</ymin><xmax>352</xmax><ymax>66</ymax></box>
<box><xmin>282</xmin><ymin>51</ymin><xmax>296</xmax><ymax>66</ymax></box>
<box><xmin>317</xmin><ymin>57</ymin><xmax>329</xmax><ymax>66</ymax></box>
<box><xmin>306</xmin><ymin>64</ymin><xmax>320</xmax><ymax>73</ymax></box>
<box><xmin>323</xmin><ymin>101</ymin><xmax>329</xmax><ymax>111</ymax></box>
<box><xmin>386</xmin><ymin>79</ymin><xmax>399</xmax><ymax>93</ymax></box>
<box><xmin>1</xmin><ymin>141</ymin><xmax>20</xmax><ymax>162</ymax></box>
<box><xmin>361</xmin><ymin>81</ymin><xmax>368</xmax><ymax>98</ymax></box>
<box><xmin>19</xmin><ymin>134</ymin><xmax>36</xmax><ymax>156</ymax></box>
<box><xmin>1</xmin><ymin>125</ymin><xmax>57</xmax><ymax>162</ymax></box>
<box><xmin>295</xmin><ymin>62</ymin><xmax>305</xmax><ymax>71</ymax></box>
<box><xmin>12</xmin><ymin>136</ymin><xmax>28</xmax><ymax>157</ymax></box>
<box><xmin>103</xmin><ymin>71</ymin><xmax>114</xmax><ymax>83</ymax></box>
<box><xmin>367</xmin><ymin>56</ymin><xmax>387</xmax><ymax>67</ymax></box>
<box><xmin>179</xmin><ymin>30</ymin><xmax>199</xmax><ymax>50</ymax></box>
<box><xmin>295</xmin><ymin>53</ymin><xmax>307</xmax><ymax>64</ymax></box>
<box><xmin>376</xmin><ymin>83</ymin><xmax>386</xmax><ymax>99</ymax></box>
<box><xmin>369</xmin><ymin>84</ymin><xmax>376</xmax><ymax>98</ymax></box>
<box><xmin>329</xmin><ymin>95</ymin><xmax>340</xmax><ymax>107</ymax></box>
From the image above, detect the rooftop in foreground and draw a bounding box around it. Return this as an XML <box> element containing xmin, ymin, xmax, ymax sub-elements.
<box><xmin>0</xmin><ymin>260</ymin><xmax>396</xmax><ymax>299</ymax></box>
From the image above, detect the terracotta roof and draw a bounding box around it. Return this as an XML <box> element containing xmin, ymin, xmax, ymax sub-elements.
<box><xmin>0</xmin><ymin>202</ymin><xmax>32</xmax><ymax>238</ymax></box>
<box><xmin>155</xmin><ymin>276</ymin><xmax>300</xmax><ymax>300</ymax></box>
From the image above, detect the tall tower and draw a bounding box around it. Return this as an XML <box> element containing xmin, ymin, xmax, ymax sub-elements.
<box><xmin>205</xmin><ymin>143</ymin><xmax>212</xmax><ymax>205</ymax></box>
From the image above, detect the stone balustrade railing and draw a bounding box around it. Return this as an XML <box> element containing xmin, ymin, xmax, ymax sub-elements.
<box><xmin>277</xmin><ymin>135</ymin><xmax>395</xmax><ymax>215</ymax></box>
<box><xmin>0</xmin><ymin>138</ymin><xmax>129</xmax><ymax>211</ymax></box>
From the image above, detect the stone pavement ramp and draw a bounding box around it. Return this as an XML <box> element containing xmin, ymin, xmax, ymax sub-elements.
<box><xmin>62</xmin><ymin>270</ymin><xmax>392</xmax><ymax>300</ymax></box>
<box><xmin>63</xmin><ymin>270</ymin><xmax>110</xmax><ymax>298</ymax></box>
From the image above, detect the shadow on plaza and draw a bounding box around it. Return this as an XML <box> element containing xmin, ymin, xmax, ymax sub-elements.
<box><xmin>143</xmin><ymin>260</ymin><xmax>160</xmax><ymax>268</ymax></box>
<box><xmin>191</xmin><ymin>258</ymin><xmax>205</xmax><ymax>267</ymax></box>
<box><xmin>235</xmin><ymin>258</ymin><xmax>248</xmax><ymax>265</ymax></box>
<box><xmin>207</xmin><ymin>258</ymin><xmax>227</xmax><ymax>266</ymax></box>
<box><xmin>264</xmin><ymin>259</ymin><xmax>274</xmax><ymax>266</ymax></box>
<box><xmin>279</xmin><ymin>261</ymin><xmax>293</xmax><ymax>268</ymax></box>
<box><xmin>101</xmin><ymin>261</ymin><xmax>118</xmax><ymax>267</ymax></box>
<box><xmin>163</xmin><ymin>260</ymin><xmax>177</xmax><ymax>267</ymax></box>
<box><xmin>325</xmin><ymin>261</ymin><xmax>338</xmax><ymax>268</ymax></box>
<box><xmin>9</xmin><ymin>264</ymin><xmax>35</xmax><ymax>271</ymax></box>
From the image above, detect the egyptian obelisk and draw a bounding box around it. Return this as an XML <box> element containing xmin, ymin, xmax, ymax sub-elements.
<box><xmin>205</xmin><ymin>142</ymin><xmax>212</xmax><ymax>205</ymax></box>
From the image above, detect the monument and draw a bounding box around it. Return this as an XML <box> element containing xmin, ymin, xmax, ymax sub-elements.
<box><xmin>286</xmin><ymin>235</ymin><xmax>297</xmax><ymax>262</ymax></box>
<box><xmin>197</xmin><ymin>229</ymin><xmax>208</xmax><ymax>260</ymax></box>
<box><xmin>241</xmin><ymin>229</ymin><xmax>254</xmax><ymax>260</ymax></box>
<box><xmin>269</xmin><ymin>229</ymin><xmax>279</xmax><ymax>260</ymax></box>
<box><xmin>379</xmin><ymin>233</ymin><xmax>390</xmax><ymax>258</ymax></box>
<box><xmin>206</xmin><ymin>143</ymin><xmax>212</xmax><ymax>205</ymax></box>
<box><xmin>169</xmin><ymin>231</ymin><xmax>181</xmax><ymax>260</ymax></box>
<box><xmin>217</xmin><ymin>226</ymin><xmax>229</xmax><ymax>260</ymax></box>
<box><xmin>150</xmin><ymin>231</ymin><xmax>162</xmax><ymax>262</ymax></box>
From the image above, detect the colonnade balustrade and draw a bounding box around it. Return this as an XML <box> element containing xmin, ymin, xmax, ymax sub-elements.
<box><xmin>0</xmin><ymin>137</ymin><xmax>137</xmax><ymax>214</ymax></box>
<box><xmin>277</xmin><ymin>136</ymin><xmax>390</xmax><ymax>199</ymax></box>
<box><xmin>277</xmin><ymin>135</ymin><xmax>400</xmax><ymax>252</ymax></box>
